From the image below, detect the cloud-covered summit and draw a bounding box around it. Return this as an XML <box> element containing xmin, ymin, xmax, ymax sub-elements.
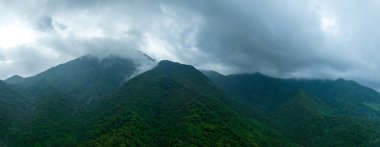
<box><xmin>1</xmin><ymin>0</ymin><xmax>380</xmax><ymax>90</ymax></box>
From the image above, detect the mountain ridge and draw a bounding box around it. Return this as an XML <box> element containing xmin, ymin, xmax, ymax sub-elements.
<box><xmin>1</xmin><ymin>55</ymin><xmax>380</xmax><ymax>146</ymax></box>
<box><xmin>9</xmin><ymin>54</ymin><xmax>155</xmax><ymax>104</ymax></box>
<box><xmin>204</xmin><ymin>70</ymin><xmax>380</xmax><ymax>146</ymax></box>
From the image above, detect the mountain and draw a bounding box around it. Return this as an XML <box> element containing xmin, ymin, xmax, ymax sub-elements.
<box><xmin>204</xmin><ymin>71</ymin><xmax>380</xmax><ymax>146</ymax></box>
<box><xmin>204</xmin><ymin>71</ymin><xmax>380</xmax><ymax>119</ymax></box>
<box><xmin>0</xmin><ymin>81</ymin><xmax>28</xmax><ymax>145</ymax></box>
<box><xmin>2</xmin><ymin>53</ymin><xmax>154</xmax><ymax>146</ymax></box>
<box><xmin>4</xmin><ymin>75</ymin><xmax>24</xmax><ymax>84</ymax></box>
<box><xmin>10</xmin><ymin>54</ymin><xmax>155</xmax><ymax>104</ymax></box>
<box><xmin>2</xmin><ymin>53</ymin><xmax>380</xmax><ymax>146</ymax></box>
<box><xmin>79</xmin><ymin>60</ymin><xmax>294</xmax><ymax>146</ymax></box>
<box><xmin>297</xmin><ymin>78</ymin><xmax>380</xmax><ymax>119</ymax></box>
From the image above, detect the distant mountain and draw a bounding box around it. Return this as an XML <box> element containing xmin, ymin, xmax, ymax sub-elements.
<box><xmin>297</xmin><ymin>78</ymin><xmax>380</xmax><ymax>119</ymax></box>
<box><xmin>4</xmin><ymin>75</ymin><xmax>24</xmax><ymax>84</ymax></box>
<box><xmin>203</xmin><ymin>71</ymin><xmax>380</xmax><ymax>146</ymax></box>
<box><xmin>11</xmin><ymin>54</ymin><xmax>155</xmax><ymax>104</ymax></box>
<box><xmin>204</xmin><ymin>71</ymin><xmax>380</xmax><ymax>119</ymax></box>
<box><xmin>79</xmin><ymin>60</ymin><xmax>294</xmax><ymax>146</ymax></box>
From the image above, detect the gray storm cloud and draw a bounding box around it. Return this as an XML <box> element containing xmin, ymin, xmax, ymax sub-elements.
<box><xmin>1</xmin><ymin>0</ymin><xmax>380</xmax><ymax>90</ymax></box>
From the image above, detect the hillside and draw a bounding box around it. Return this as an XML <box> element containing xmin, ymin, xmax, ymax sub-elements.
<box><xmin>15</xmin><ymin>88</ymin><xmax>83</xmax><ymax>146</ymax></box>
<box><xmin>204</xmin><ymin>71</ymin><xmax>380</xmax><ymax>118</ymax></box>
<box><xmin>0</xmin><ymin>81</ymin><xmax>28</xmax><ymax>145</ymax></box>
<box><xmin>1</xmin><ymin>57</ymin><xmax>380</xmax><ymax>146</ymax></box>
<box><xmin>79</xmin><ymin>60</ymin><xmax>294</xmax><ymax>146</ymax></box>
<box><xmin>273</xmin><ymin>90</ymin><xmax>380</xmax><ymax>146</ymax></box>
<box><xmin>204</xmin><ymin>71</ymin><xmax>380</xmax><ymax>146</ymax></box>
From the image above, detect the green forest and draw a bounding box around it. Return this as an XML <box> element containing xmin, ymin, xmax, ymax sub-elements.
<box><xmin>1</xmin><ymin>55</ymin><xmax>380</xmax><ymax>146</ymax></box>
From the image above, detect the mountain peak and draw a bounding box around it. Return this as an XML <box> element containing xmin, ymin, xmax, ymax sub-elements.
<box><xmin>335</xmin><ymin>78</ymin><xmax>346</xmax><ymax>82</ymax></box>
<box><xmin>86</xmin><ymin>59</ymin><xmax>290</xmax><ymax>146</ymax></box>
<box><xmin>156</xmin><ymin>60</ymin><xmax>196</xmax><ymax>72</ymax></box>
<box><xmin>83</xmin><ymin>49</ymin><xmax>156</xmax><ymax>63</ymax></box>
<box><xmin>158</xmin><ymin>60</ymin><xmax>183</xmax><ymax>66</ymax></box>
<box><xmin>128</xmin><ymin>60</ymin><xmax>217</xmax><ymax>94</ymax></box>
<box><xmin>79</xmin><ymin>54</ymin><xmax>130</xmax><ymax>61</ymax></box>
<box><xmin>4</xmin><ymin>75</ymin><xmax>25</xmax><ymax>84</ymax></box>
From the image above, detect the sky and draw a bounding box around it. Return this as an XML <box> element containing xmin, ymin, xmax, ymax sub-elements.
<box><xmin>1</xmin><ymin>0</ymin><xmax>380</xmax><ymax>90</ymax></box>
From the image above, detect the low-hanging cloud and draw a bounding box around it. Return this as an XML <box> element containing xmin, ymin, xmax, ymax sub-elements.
<box><xmin>1</xmin><ymin>0</ymin><xmax>380</xmax><ymax>90</ymax></box>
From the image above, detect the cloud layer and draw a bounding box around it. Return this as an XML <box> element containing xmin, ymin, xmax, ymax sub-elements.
<box><xmin>1</xmin><ymin>0</ymin><xmax>380</xmax><ymax>90</ymax></box>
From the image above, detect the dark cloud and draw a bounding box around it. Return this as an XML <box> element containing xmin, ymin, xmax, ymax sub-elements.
<box><xmin>1</xmin><ymin>0</ymin><xmax>380</xmax><ymax>90</ymax></box>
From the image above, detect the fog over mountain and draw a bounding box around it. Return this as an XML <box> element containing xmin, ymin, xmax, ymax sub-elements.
<box><xmin>1</xmin><ymin>0</ymin><xmax>380</xmax><ymax>90</ymax></box>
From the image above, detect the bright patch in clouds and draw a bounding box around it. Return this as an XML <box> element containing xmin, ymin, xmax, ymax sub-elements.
<box><xmin>0</xmin><ymin>60</ymin><xmax>13</xmax><ymax>64</ymax></box>
<box><xmin>0</xmin><ymin>22</ymin><xmax>37</xmax><ymax>48</ymax></box>
<box><xmin>320</xmin><ymin>17</ymin><xmax>336</xmax><ymax>32</ymax></box>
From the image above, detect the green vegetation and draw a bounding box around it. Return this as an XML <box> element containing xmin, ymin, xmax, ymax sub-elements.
<box><xmin>80</xmin><ymin>60</ymin><xmax>294</xmax><ymax>146</ymax></box>
<box><xmin>204</xmin><ymin>70</ymin><xmax>380</xmax><ymax>146</ymax></box>
<box><xmin>1</xmin><ymin>55</ymin><xmax>380</xmax><ymax>146</ymax></box>
<box><xmin>0</xmin><ymin>81</ymin><xmax>28</xmax><ymax>145</ymax></box>
<box><xmin>273</xmin><ymin>90</ymin><xmax>380</xmax><ymax>146</ymax></box>
<box><xmin>364</xmin><ymin>102</ymin><xmax>380</xmax><ymax>111</ymax></box>
<box><xmin>15</xmin><ymin>88</ymin><xmax>83</xmax><ymax>146</ymax></box>
<box><xmin>11</xmin><ymin>55</ymin><xmax>137</xmax><ymax>103</ymax></box>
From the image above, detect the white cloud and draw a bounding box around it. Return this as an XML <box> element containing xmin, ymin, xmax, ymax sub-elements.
<box><xmin>0</xmin><ymin>21</ymin><xmax>38</xmax><ymax>48</ymax></box>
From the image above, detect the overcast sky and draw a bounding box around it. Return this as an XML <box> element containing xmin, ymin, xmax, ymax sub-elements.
<box><xmin>1</xmin><ymin>0</ymin><xmax>380</xmax><ymax>90</ymax></box>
